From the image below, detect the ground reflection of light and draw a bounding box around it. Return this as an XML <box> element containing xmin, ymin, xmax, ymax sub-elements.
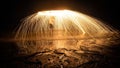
<box><xmin>15</xmin><ymin>10</ymin><xmax>118</xmax><ymax>52</ymax></box>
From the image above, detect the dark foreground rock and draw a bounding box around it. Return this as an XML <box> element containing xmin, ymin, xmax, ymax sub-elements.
<box><xmin>0</xmin><ymin>38</ymin><xmax>120</xmax><ymax>68</ymax></box>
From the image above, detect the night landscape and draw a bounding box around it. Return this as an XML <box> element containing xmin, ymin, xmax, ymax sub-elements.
<box><xmin>0</xmin><ymin>0</ymin><xmax>120</xmax><ymax>68</ymax></box>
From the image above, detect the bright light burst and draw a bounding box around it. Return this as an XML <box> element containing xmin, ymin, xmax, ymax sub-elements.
<box><xmin>15</xmin><ymin>10</ymin><xmax>117</xmax><ymax>50</ymax></box>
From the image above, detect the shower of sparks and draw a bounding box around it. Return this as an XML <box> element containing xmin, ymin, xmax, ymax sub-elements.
<box><xmin>15</xmin><ymin>10</ymin><xmax>117</xmax><ymax>49</ymax></box>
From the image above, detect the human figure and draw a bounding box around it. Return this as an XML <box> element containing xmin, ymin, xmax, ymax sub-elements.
<box><xmin>48</xmin><ymin>16</ymin><xmax>55</xmax><ymax>45</ymax></box>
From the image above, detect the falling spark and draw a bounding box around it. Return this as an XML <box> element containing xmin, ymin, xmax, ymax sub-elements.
<box><xmin>15</xmin><ymin>10</ymin><xmax>117</xmax><ymax>50</ymax></box>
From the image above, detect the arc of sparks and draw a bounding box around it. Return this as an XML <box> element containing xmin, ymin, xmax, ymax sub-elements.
<box><xmin>15</xmin><ymin>10</ymin><xmax>117</xmax><ymax>48</ymax></box>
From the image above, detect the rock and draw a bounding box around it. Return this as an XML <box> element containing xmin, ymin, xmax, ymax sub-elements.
<box><xmin>54</xmin><ymin>48</ymin><xmax>68</xmax><ymax>54</ymax></box>
<box><xmin>75</xmin><ymin>50</ymin><xmax>85</xmax><ymax>54</ymax></box>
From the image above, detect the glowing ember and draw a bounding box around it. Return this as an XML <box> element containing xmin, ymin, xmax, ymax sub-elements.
<box><xmin>15</xmin><ymin>10</ymin><xmax>117</xmax><ymax>49</ymax></box>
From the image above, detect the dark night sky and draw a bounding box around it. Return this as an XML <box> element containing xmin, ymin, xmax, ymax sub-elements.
<box><xmin>0</xmin><ymin>0</ymin><xmax>120</xmax><ymax>37</ymax></box>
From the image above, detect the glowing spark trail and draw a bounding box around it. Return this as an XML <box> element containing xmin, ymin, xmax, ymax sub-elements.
<box><xmin>15</xmin><ymin>10</ymin><xmax>117</xmax><ymax>50</ymax></box>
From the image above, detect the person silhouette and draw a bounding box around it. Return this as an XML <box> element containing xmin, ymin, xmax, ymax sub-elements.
<box><xmin>48</xmin><ymin>16</ymin><xmax>55</xmax><ymax>45</ymax></box>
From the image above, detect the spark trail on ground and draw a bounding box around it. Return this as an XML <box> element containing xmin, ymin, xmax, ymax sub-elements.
<box><xmin>15</xmin><ymin>10</ymin><xmax>117</xmax><ymax>50</ymax></box>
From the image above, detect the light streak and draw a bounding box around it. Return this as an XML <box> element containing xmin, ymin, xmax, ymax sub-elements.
<box><xmin>15</xmin><ymin>10</ymin><xmax>117</xmax><ymax>49</ymax></box>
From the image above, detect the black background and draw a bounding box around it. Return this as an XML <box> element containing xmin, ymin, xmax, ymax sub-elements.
<box><xmin>0</xmin><ymin>0</ymin><xmax>120</xmax><ymax>38</ymax></box>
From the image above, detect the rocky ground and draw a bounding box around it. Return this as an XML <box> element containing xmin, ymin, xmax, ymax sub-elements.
<box><xmin>0</xmin><ymin>37</ymin><xmax>120</xmax><ymax>68</ymax></box>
